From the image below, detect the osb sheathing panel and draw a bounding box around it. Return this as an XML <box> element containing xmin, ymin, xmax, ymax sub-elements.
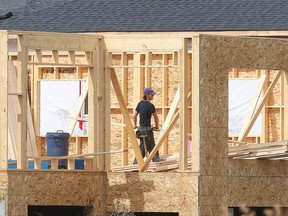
<box><xmin>6</xmin><ymin>170</ymin><xmax>106</xmax><ymax>216</ymax></box>
<box><xmin>197</xmin><ymin>34</ymin><xmax>229</xmax><ymax>215</ymax></box>
<box><xmin>106</xmin><ymin>172</ymin><xmax>198</xmax><ymax>216</ymax></box>
<box><xmin>228</xmin><ymin>176</ymin><xmax>288</xmax><ymax>206</ymax></box>
<box><xmin>198</xmin><ymin>34</ymin><xmax>288</xmax><ymax>213</ymax></box>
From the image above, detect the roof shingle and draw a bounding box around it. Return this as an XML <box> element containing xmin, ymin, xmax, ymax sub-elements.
<box><xmin>1</xmin><ymin>0</ymin><xmax>288</xmax><ymax>32</ymax></box>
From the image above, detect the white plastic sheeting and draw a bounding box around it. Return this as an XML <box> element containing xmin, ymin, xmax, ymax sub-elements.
<box><xmin>40</xmin><ymin>81</ymin><xmax>87</xmax><ymax>136</ymax></box>
<box><xmin>229</xmin><ymin>79</ymin><xmax>262</xmax><ymax>137</ymax></box>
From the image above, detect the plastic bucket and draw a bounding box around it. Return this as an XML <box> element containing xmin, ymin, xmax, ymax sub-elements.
<box><xmin>46</xmin><ymin>130</ymin><xmax>70</xmax><ymax>169</ymax></box>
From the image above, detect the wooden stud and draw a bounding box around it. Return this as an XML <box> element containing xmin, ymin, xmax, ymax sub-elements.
<box><xmin>179</xmin><ymin>38</ymin><xmax>189</xmax><ymax>170</ymax></box>
<box><xmin>69</xmin><ymin>51</ymin><xmax>76</xmax><ymax>64</ymax></box>
<box><xmin>16</xmin><ymin>35</ymin><xmax>28</xmax><ymax>169</ymax></box>
<box><xmin>103</xmin><ymin>48</ymin><xmax>111</xmax><ymax>170</ymax></box>
<box><xmin>121</xmin><ymin>52</ymin><xmax>129</xmax><ymax>165</ymax></box>
<box><xmin>191</xmin><ymin>36</ymin><xmax>200</xmax><ymax>173</ymax></box>
<box><xmin>280</xmin><ymin>72</ymin><xmax>284</xmax><ymax>140</ymax></box>
<box><xmin>35</xmin><ymin>49</ymin><xmax>42</xmax><ymax>63</ymax></box>
<box><xmin>88</xmin><ymin>47</ymin><xmax>97</xmax><ymax>169</ymax></box>
<box><xmin>52</xmin><ymin>50</ymin><xmax>59</xmax><ymax>63</ymax></box>
<box><xmin>34</xmin><ymin>158</ymin><xmax>40</xmax><ymax>169</ymax></box>
<box><xmin>145</xmin><ymin>52</ymin><xmax>152</xmax><ymax>87</ymax></box>
<box><xmin>284</xmin><ymin>70</ymin><xmax>288</xmax><ymax>140</ymax></box>
<box><xmin>68</xmin><ymin>159</ymin><xmax>75</xmax><ymax>170</ymax></box>
<box><xmin>0</xmin><ymin>31</ymin><xmax>8</xmax><ymax>169</ymax></box>
<box><xmin>132</xmin><ymin>53</ymin><xmax>144</xmax><ymax>107</ymax></box>
<box><xmin>162</xmin><ymin>54</ymin><xmax>169</xmax><ymax>154</ymax></box>
<box><xmin>96</xmin><ymin>38</ymin><xmax>105</xmax><ymax>170</ymax></box>
<box><xmin>261</xmin><ymin>70</ymin><xmax>269</xmax><ymax>143</ymax></box>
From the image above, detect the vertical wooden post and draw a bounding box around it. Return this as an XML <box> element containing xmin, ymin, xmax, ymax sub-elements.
<box><xmin>96</xmin><ymin>38</ymin><xmax>105</xmax><ymax>170</ymax></box>
<box><xmin>261</xmin><ymin>70</ymin><xmax>269</xmax><ymax>143</ymax></box>
<box><xmin>191</xmin><ymin>36</ymin><xmax>200</xmax><ymax>173</ymax></box>
<box><xmin>284</xmin><ymin>70</ymin><xmax>288</xmax><ymax>140</ymax></box>
<box><xmin>17</xmin><ymin>35</ymin><xmax>28</xmax><ymax>169</ymax></box>
<box><xmin>145</xmin><ymin>52</ymin><xmax>152</xmax><ymax>87</ymax></box>
<box><xmin>133</xmin><ymin>53</ymin><xmax>144</xmax><ymax>107</ymax></box>
<box><xmin>0</xmin><ymin>31</ymin><xmax>8</xmax><ymax>169</ymax></box>
<box><xmin>162</xmin><ymin>54</ymin><xmax>169</xmax><ymax>154</ymax></box>
<box><xmin>88</xmin><ymin>48</ymin><xmax>98</xmax><ymax>169</ymax></box>
<box><xmin>121</xmin><ymin>52</ymin><xmax>129</xmax><ymax>165</ymax></box>
<box><xmin>179</xmin><ymin>38</ymin><xmax>189</xmax><ymax>170</ymax></box>
<box><xmin>104</xmin><ymin>48</ymin><xmax>111</xmax><ymax>170</ymax></box>
<box><xmin>280</xmin><ymin>71</ymin><xmax>284</xmax><ymax>140</ymax></box>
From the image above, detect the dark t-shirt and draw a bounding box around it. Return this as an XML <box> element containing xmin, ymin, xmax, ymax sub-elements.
<box><xmin>135</xmin><ymin>100</ymin><xmax>156</xmax><ymax>127</ymax></box>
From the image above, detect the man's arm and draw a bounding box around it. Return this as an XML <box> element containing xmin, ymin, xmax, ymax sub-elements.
<box><xmin>132</xmin><ymin>110</ymin><xmax>138</xmax><ymax>129</ymax></box>
<box><xmin>152</xmin><ymin>112</ymin><xmax>159</xmax><ymax>129</ymax></box>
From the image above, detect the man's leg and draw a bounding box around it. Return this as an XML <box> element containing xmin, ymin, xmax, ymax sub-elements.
<box><xmin>133</xmin><ymin>138</ymin><xmax>146</xmax><ymax>164</ymax></box>
<box><xmin>147</xmin><ymin>131</ymin><xmax>161</xmax><ymax>162</ymax></box>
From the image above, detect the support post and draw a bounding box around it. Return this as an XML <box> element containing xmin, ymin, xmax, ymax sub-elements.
<box><xmin>17</xmin><ymin>35</ymin><xmax>28</xmax><ymax>169</ymax></box>
<box><xmin>0</xmin><ymin>31</ymin><xmax>8</xmax><ymax>169</ymax></box>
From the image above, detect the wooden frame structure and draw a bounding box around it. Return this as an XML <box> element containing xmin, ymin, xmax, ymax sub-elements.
<box><xmin>1</xmin><ymin>30</ymin><xmax>288</xmax><ymax>215</ymax></box>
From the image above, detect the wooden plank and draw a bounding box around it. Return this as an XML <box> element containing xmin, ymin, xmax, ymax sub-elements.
<box><xmin>284</xmin><ymin>70</ymin><xmax>288</xmax><ymax>140</ymax></box>
<box><xmin>238</xmin><ymin>71</ymin><xmax>282</xmax><ymax>141</ymax></box>
<box><xmin>179</xmin><ymin>38</ymin><xmax>189</xmax><ymax>170</ymax></box>
<box><xmin>121</xmin><ymin>52</ymin><xmax>129</xmax><ymax>165</ymax></box>
<box><xmin>133</xmin><ymin>54</ymin><xmax>144</xmax><ymax>107</ymax></box>
<box><xmin>280</xmin><ymin>72</ymin><xmax>284</xmax><ymax>140</ymax></box>
<box><xmin>104</xmin><ymin>50</ymin><xmax>111</xmax><ymax>170</ymax></box>
<box><xmin>261</xmin><ymin>70</ymin><xmax>269</xmax><ymax>143</ymax></box>
<box><xmin>0</xmin><ymin>31</ymin><xmax>8</xmax><ymax>169</ymax></box>
<box><xmin>35</xmin><ymin>49</ymin><xmax>42</xmax><ymax>63</ymax></box>
<box><xmin>16</xmin><ymin>35</ymin><xmax>28</xmax><ymax>169</ymax></box>
<box><xmin>52</xmin><ymin>50</ymin><xmax>59</xmax><ymax>63</ymax></box>
<box><xmin>191</xmin><ymin>36</ymin><xmax>200</xmax><ymax>172</ymax></box>
<box><xmin>162</xmin><ymin>54</ymin><xmax>169</xmax><ymax>154</ymax></box>
<box><xmin>69</xmin><ymin>51</ymin><xmax>76</xmax><ymax>64</ymax></box>
<box><xmin>237</xmin><ymin>74</ymin><xmax>267</xmax><ymax>141</ymax></box>
<box><xmin>87</xmin><ymin>48</ymin><xmax>97</xmax><ymax>169</ymax></box>
<box><xmin>67</xmin><ymin>78</ymin><xmax>88</xmax><ymax>135</ymax></box>
<box><xmin>145</xmin><ymin>52</ymin><xmax>152</xmax><ymax>87</ymax></box>
<box><xmin>28</xmin><ymin>149</ymin><xmax>126</xmax><ymax>159</ymax></box>
<box><xmin>110</xmin><ymin>70</ymin><xmax>144</xmax><ymax>166</ymax></box>
<box><xmin>24</xmin><ymin>34</ymin><xmax>100</xmax><ymax>51</ymax></box>
<box><xmin>104</xmin><ymin>36</ymin><xmax>183</xmax><ymax>52</ymax></box>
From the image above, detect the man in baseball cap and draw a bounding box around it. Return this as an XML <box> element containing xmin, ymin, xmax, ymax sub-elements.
<box><xmin>144</xmin><ymin>87</ymin><xmax>156</xmax><ymax>96</ymax></box>
<box><xmin>132</xmin><ymin>87</ymin><xmax>160</xmax><ymax>164</ymax></box>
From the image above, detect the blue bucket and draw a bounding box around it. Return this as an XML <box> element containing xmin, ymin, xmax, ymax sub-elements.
<box><xmin>46</xmin><ymin>130</ymin><xmax>70</xmax><ymax>169</ymax></box>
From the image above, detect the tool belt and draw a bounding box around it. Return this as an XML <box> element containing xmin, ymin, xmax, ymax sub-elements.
<box><xmin>138</xmin><ymin>126</ymin><xmax>152</xmax><ymax>131</ymax></box>
<box><xmin>136</xmin><ymin>126</ymin><xmax>151</xmax><ymax>139</ymax></box>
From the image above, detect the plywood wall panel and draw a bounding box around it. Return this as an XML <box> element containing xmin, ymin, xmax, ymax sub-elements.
<box><xmin>198</xmin><ymin>34</ymin><xmax>288</xmax><ymax>215</ymax></box>
<box><xmin>6</xmin><ymin>170</ymin><xmax>107</xmax><ymax>216</ymax></box>
<box><xmin>107</xmin><ymin>172</ymin><xmax>198</xmax><ymax>215</ymax></box>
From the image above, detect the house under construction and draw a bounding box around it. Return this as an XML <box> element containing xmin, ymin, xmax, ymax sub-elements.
<box><xmin>1</xmin><ymin>1</ymin><xmax>288</xmax><ymax>216</ymax></box>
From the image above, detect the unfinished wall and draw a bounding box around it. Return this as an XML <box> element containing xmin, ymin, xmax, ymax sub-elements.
<box><xmin>3</xmin><ymin>171</ymin><xmax>198</xmax><ymax>216</ymax></box>
<box><xmin>106</xmin><ymin>172</ymin><xmax>198</xmax><ymax>216</ymax></box>
<box><xmin>6</xmin><ymin>170</ymin><xmax>106</xmax><ymax>216</ymax></box>
<box><xmin>198</xmin><ymin>34</ymin><xmax>288</xmax><ymax>215</ymax></box>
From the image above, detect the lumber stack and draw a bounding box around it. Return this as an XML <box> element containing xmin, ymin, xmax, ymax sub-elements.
<box><xmin>228</xmin><ymin>140</ymin><xmax>288</xmax><ymax>160</ymax></box>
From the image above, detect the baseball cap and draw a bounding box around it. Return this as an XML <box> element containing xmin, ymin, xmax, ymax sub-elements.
<box><xmin>144</xmin><ymin>87</ymin><xmax>156</xmax><ymax>96</ymax></box>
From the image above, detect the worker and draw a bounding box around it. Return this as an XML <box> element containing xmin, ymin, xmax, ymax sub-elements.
<box><xmin>133</xmin><ymin>87</ymin><xmax>161</xmax><ymax>164</ymax></box>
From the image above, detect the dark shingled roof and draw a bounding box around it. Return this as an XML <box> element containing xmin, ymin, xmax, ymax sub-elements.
<box><xmin>1</xmin><ymin>0</ymin><xmax>288</xmax><ymax>32</ymax></box>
